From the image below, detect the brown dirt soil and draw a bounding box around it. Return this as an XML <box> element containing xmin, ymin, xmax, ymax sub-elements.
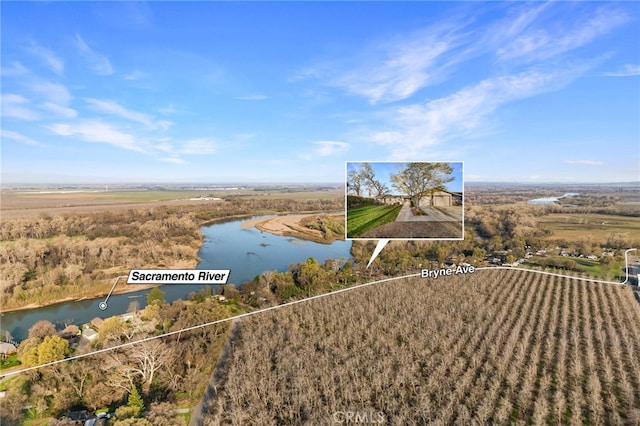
<box><xmin>359</xmin><ymin>221</ymin><xmax>463</xmax><ymax>239</ymax></box>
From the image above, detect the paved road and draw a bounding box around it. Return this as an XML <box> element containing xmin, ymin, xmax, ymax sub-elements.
<box><xmin>628</xmin><ymin>257</ymin><xmax>640</xmax><ymax>286</ymax></box>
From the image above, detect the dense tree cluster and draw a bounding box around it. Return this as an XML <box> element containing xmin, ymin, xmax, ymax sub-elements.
<box><xmin>238</xmin><ymin>258</ymin><xmax>355</xmax><ymax>307</ymax></box>
<box><xmin>204</xmin><ymin>270</ymin><xmax>640</xmax><ymax>424</ymax></box>
<box><xmin>2</xmin><ymin>294</ymin><xmax>237</xmax><ymax>425</ymax></box>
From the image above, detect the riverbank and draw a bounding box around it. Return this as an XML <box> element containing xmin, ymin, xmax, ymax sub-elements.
<box><xmin>0</xmin><ymin>259</ymin><xmax>198</xmax><ymax>314</ymax></box>
<box><xmin>0</xmin><ymin>282</ymin><xmax>161</xmax><ymax>314</ymax></box>
<box><xmin>240</xmin><ymin>212</ymin><xmax>344</xmax><ymax>244</ymax></box>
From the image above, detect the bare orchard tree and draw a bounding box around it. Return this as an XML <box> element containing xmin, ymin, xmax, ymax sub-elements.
<box><xmin>347</xmin><ymin>168</ymin><xmax>365</xmax><ymax>196</ymax></box>
<box><xmin>350</xmin><ymin>162</ymin><xmax>390</xmax><ymax>199</ymax></box>
<box><xmin>390</xmin><ymin>162</ymin><xmax>454</xmax><ymax>207</ymax></box>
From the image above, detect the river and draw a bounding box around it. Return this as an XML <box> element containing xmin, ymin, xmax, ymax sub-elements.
<box><xmin>528</xmin><ymin>192</ymin><xmax>579</xmax><ymax>205</ymax></box>
<box><xmin>2</xmin><ymin>215</ymin><xmax>353</xmax><ymax>341</ymax></box>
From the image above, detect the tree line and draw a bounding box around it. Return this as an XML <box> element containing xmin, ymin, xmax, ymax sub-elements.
<box><xmin>0</xmin><ymin>197</ymin><xmax>343</xmax><ymax>311</ymax></box>
<box><xmin>348</xmin><ymin>162</ymin><xmax>454</xmax><ymax>207</ymax></box>
<box><xmin>3</xmin><ymin>288</ymin><xmax>238</xmax><ymax>425</ymax></box>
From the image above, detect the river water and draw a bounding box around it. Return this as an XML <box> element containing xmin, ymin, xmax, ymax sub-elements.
<box><xmin>528</xmin><ymin>192</ymin><xmax>579</xmax><ymax>205</ymax></box>
<box><xmin>2</xmin><ymin>215</ymin><xmax>353</xmax><ymax>340</ymax></box>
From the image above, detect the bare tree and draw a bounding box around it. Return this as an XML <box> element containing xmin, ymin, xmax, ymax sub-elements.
<box><xmin>390</xmin><ymin>162</ymin><xmax>454</xmax><ymax>207</ymax></box>
<box><xmin>127</xmin><ymin>339</ymin><xmax>176</xmax><ymax>394</ymax></box>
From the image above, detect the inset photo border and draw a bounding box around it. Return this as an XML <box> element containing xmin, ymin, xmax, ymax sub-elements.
<box><xmin>346</xmin><ymin>161</ymin><xmax>464</xmax><ymax>240</ymax></box>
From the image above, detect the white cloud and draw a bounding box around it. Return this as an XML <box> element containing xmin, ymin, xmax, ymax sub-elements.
<box><xmin>235</xmin><ymin>94</ymin><xmax>269</xmax><ymax>101</ymax></box>
<box><xmin>1</xmin><ymin>129</ymin><xmax>43</xmax><ymax>146</ymax></box>
<box><xmin>27</xmin><ymin>42</ymin><xmax>64</xmax><ymax>75</ymax></box>
<box><xmin>28</xmin><ymin>81</ymin><xmax>72</xmax><ymax>106</ymax></box>
<box><xmin>123</xmin><ymin>70</ymin><xmax>147</xmax><ymax>81</ymax></box>
<box><xmin>306</xmin><ymin>24</ymin><xmax>464</xmax><ymax>104</ymax></box>
<box><xmin>155</xmin><ymin>120</ymin><xmax>173</xmax><ymax>131</ymax></box>
<box><xmin>313</xmin><ymin>141</ymin><xmax>349</xmax><ymax>156</ymax></box>
<box><xmin>564</xmin><ymin>159</ymin><xmax>605</xmax><ymax>166</ymax></box>
<box><xmin>296</xmin><ymin>16</ymin><xmax>473</xmax><ymax>104</ymax></box>
<box><xmin>8</xmin><ymin>79</ymin><xmax>76</xmax><ymax>119</ymax></box>
<box><xmin>300</xmin><ymin>3</ymin><xmax>629</xmax><ymax>107</ymax></box>
<box><xmin>39</xmin><ymin>102</ymin><xmax>77</xmax><ymax>118</ymax></box>
<box><xmin>180</xmin><ymin>139</ymin><xmax>217</xmax><ymax>155</ymax></box>
<box><xmin>300</xmin><ymin>141</ymin><xmax>349</xmax><ymax>160</ymax></box>
<box><xmin>48</xmin><ymin>120</ymin><xmax>145</xmax><ymax>152</ymax></box>
<box><xmin>364</xmin><ymin>65</ymin><xmax>589</xmax><ymax>159</ymax></box>
<box><xmin>74</xmin><ymin>34</ymin><xmax>114</xmax><ymax>75</ymax></box>
<box><xmin>603</xmin><ymin>64</ymin><xmax>640</xmax><ymax>77</ymax></box>
<box><xmin>85</xmin><ymin>98</ymin><xmax>170</xmax><ymax>130</ymax></box>
<box><xmin>1</xmin><ymin>94</ymin><xmax>40</xmax><ymax>120</ymax></box>
<box><xmin>159</xmin><ymin>157</ymin><xmax>186</xmax><ymax>164</ymax></box>
<box><xmin>496</xmin><ymin>6</ymin><xmax>629</xmax><ymax>62</ymax></box>
<box><xmin>337</xmin><ymin>41</ymin><xmax>453</xmax><ymax>104</ymax></box>
<box><xmin>1</xmin><ymin>61</ymin><xmax>29</xmax><ymax>77</ymax></box>
<box><xmin>158</xmin><ymin>104</ymin><xmax>177</xmax><ymax>115</ymax></box>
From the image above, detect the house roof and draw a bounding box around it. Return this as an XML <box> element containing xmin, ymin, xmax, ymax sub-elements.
<box><xmin>0</xmin><ymin>342</ymin><xmax>17</xmax><ymax>354</ymax></box>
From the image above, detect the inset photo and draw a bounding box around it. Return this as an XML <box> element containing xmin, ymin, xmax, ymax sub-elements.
<box><xmin>346</xmin><ymin>161</ymin><xmax>463</xmax><ymax>240</ymax></box>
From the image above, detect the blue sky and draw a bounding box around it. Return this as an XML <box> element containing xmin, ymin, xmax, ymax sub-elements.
<box><xmin>1</xmin><ymin>2</ymin><xmax>638</xmax><ymax>184</ymax></box>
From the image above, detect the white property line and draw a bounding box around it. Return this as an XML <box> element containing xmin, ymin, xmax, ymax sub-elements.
<box><xmin>3</xmin><ymin>251</ymin><xmax>637</xmax><ymax>378</ymax></box>
<box><xmin>475</xmin><ymin>266</ymin><xmax>625</xmax><ymax>286</ymax></box>
<box><xmin>624</xmin><ymin>248</ymin><xmax>638</xmax><ymax>284</ymax></box>
<box><xmin>478</xmin><ymin>247</ymin><xmax>637</xmax><ymax>286</ymax></box>
<box><xmin>1</xmin><ymin>273</ymin><xmax>421</xmax><ymax>378</ymax></box>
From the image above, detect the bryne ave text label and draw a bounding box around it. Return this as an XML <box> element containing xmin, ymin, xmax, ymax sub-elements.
<box><xmin>127</xmin><ymin>269</ymin><xmax>230</xmax><ymax>284</ymax></box>
<box><xmin>421</xmin><ymin>265</ymin><xmax>475</xmax><ymax>279</ymax></box>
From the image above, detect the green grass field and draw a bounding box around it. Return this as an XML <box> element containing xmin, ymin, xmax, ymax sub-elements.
<box><xmin>0</xmin><ymin>354</ymin><xmax>20</xmax><ymax>371</ymax></box>
<box><xmin>525</xmin><ymin>255</ymin><xmax>623</xmax><ymax>280</ymax></box>
<box><xmin>347</xmin><ymin>204</ymin><xmax>402</xmax><ymax>238</ymax></box>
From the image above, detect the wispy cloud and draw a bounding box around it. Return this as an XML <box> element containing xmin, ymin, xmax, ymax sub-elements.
<box><xmin>1</xmin><ymin>94</ymin><xmax>40</xmax><ymax>120</ymax></box>
<box><xmin>302</xmin><ymin>23</ymin><xmax>465</xmax><ymax>104</ymax></box>
<box><xmin>1</xmin><ymin>61</ymin><xmax>29</xmax><ymax>77</ymax></box>
<box><xmin>123</xmin><ymin>70</ymin><xmax>147</xmax><ymax>81</ymax></box>
<box><xmin>29</xmin><ymin>81</ymin><xmax>71</xmax><ymax>104</ymax></box>
<box><xmin>496</xmin><ymin>6</ymin><xmax>629</xmax><ymax>62</ymax></box>
<box><xmin>235</xmin><ymin>94</ymin><xmax>268</xmax><ymax>101</ymax></box>
<box><xmin>603</xmin><ymin>64</ymin><xmax>640</xmax><ymax>77</ymax></box>
<box><xmin>180</xmin><ymin>139</ymin><xmax>217</xmax><ymax>155</ymax></box>
<box><xmin>48</xmin><ymin>120</ymin><xmax>145</xmax><ymax>152</ymax></box>
<box><xmin>159</xmin><ymin>157</ymin><xmax>186</xmax><ymax>165</ymax></box>
<box><xmin>74</xmin><ymin>34</ymin><xmax>114</xmax><ymax>75</ymax></box>
<box><xmin>300</xmin><ymin>141</ymin><xmax>349</xmax><ymax>160</ymax></box>
<box><xmin>40</xmin><ymin>102</ymin><xmax>77</xmax><ymax>118</ymax></box>
<box><xmin>27</xmin><ymin>41</ymin><xmax>64</xmax><ymax>75</ymax></box>
<box><xmin>158</xmin><ymin>104</ymin><xmax>177</xmax><ymax>115</ymax></box>
<box><xmin>1</xmin><ymin>129</ymin><xmax>43</xmax><ymax>146</ymax></box>
<box><xmin>564</xmin><ymin>159</ymin><xmax>605</xmax><ymax>166</ymax></box>
<box><xmin>3</xmin><ymin>64</ymin><xmax>76</xmax><ymax>118</ymax></box>
<box><xmin>364</xmin><ymin>65</ymin><xmax>590</xmax><ymax>158</ymax></box>
<box><xmin>300</xmin><ymin>3</ymin><xmax>629</xmax><ymax>107</ymax></box>
<box><xmin>85</xmin><ymin>98</ymin><xmax>171</xmax><ymax>130</ymax></box>
<box><xmin>85</xmin><ymin>98</ymin><xmax>152</xmax><ymax>126</ymax></box>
